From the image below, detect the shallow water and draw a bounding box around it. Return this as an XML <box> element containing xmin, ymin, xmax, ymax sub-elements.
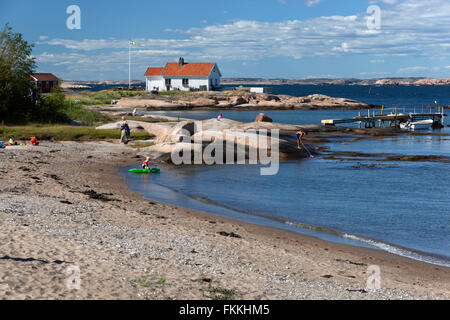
<box><xmin>120</xmin><ymin>126</ymin><xmax>450</xmax><ymax>266</ymax></box>
<box><xmin>122</xmin><ymin>85</ymin><xmax>450</xmax><ymax>266</ymax></box>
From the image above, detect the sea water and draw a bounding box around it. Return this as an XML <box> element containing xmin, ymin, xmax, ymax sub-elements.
<box><xmin>120</xmin><ymin>85</ymin><xmax>450</xmax><ymax>266</ymax></box>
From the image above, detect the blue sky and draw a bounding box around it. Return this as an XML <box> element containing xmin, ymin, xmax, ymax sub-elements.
<box><xmin>1</xmin><ymin>0</ymin><xmax>450</xmax><ymax>80</ymax></box>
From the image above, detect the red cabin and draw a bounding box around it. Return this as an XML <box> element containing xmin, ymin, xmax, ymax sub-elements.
<box><xmin>30</xmin><ymin>73</ymin><xmax>60</xmax><ymax>93</ymax></box>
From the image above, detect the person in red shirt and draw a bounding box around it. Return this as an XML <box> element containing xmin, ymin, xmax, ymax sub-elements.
<box><xmin>142</xmin><ymin>157</ymin><xmax>150</xmax><ymax>170</ymax></box>
<box><xmin>30</xmin><ymin>137</ymin><xmax>39</xmax><ymax>146</ymax></box>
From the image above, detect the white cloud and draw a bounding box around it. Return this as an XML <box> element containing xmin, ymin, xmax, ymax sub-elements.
<box><xmin>36</xmin><ymin>0</ymin><xmax>450</xmax><ymax>78</ymax></box>
<box><xmin>333</xmin><ymin>42</ymin><xmax>350</xmax><ymax>53</ymax></box>
<box><xmin>305</xmin><ymin>0</ymin><xmax>321</xmax><ymax>7</ymax></box>
<box><xmin>396</xmin><ymin>66</ymin><xmax>443</xmax><ymax>75</ymax></box>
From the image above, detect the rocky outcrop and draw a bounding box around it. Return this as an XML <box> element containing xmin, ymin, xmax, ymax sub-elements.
<box><xmin>187</xmin><ymin>97</ymin><xmax>218</xmax><ymax>107</ymax></box>
<box><xmin>117</xmin><ymin>98</ymin><xmax>182</xmax><ymax>108</ymax></box>
<box><xmin>138</xmin><ymin>118</ymin><xmax>316</xmax><ymax>163</ymax></box>
<box><xmin>255</xmin><ymin>113</ymin><xmax>273</xmax><ymax>123</ymax></box>
<box><xmin>374</xmin><ymin>78</ymin><xmax>450</xmax><ymax>86</ymax></box>
<box><xmin>115</xmin><ymin>93</ymin><xmax>372</xmax><ymax>111</ymax></box>
<box><xmin>155</xmin><ymin>121</ymin><xmax>196</xmax><ymax>143</ymax></box>
<box><xmin>413</xmin><ymin>78</ymin><xmax>450</xmax><ymax>86</ymax></box>
<box><xmin>229</xmin><ymin>96</ymin><xmax>249</xmax><ymax>106</ymax></box>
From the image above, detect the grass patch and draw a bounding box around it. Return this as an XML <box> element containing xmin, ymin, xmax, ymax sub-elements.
<box><xmin>0</xmin><ymin>125</ymin><xmax>153</xmax><ymax>141</ymax></box>
<box><xmin>138</xmin><ymin>277</ymin><xmax>166</xmax><ymax>288</ymax></box>
<box><xmin>193</xmin><ymin>271</ymin><xmax>238</xmax><ymax>300</ymax></box>
<box><xmin>138</xmin><ymin>277</ymin><xmax>152</xmax><ymax>288</ymax></box>
<box><xmin>207</xmin><ymin>288</ymin><xmax>238</xmax><ymax>300</ymax></box>
<box><xmin>68</xmin><ymin>89</ymin><xmax>147</xmax><ymax>106</ymax></box>
<box><xmin>64</xmin><ymin>103</ymin><xmax>112</xmax><ymax>126</ymax></box>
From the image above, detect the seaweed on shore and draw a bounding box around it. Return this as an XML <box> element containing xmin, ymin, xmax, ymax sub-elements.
<box><xmin>323</xmin><ymin>150</ymin><xmax>450</xmax><ymax>163</ymax></box>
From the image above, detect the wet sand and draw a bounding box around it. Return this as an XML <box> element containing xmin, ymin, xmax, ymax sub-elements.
<box><xmin>0</xmin><ymin>141</ymin><xmax>449</xmax><ymax>300</ymax></box>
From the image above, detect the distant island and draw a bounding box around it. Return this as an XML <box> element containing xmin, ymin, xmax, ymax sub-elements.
<box><xmin>221</xmin><ymin>77</ymin><xmax>450</xmax><ymax>86</ymax></box>
<box><xmin>61</xmin><ymin>77</ymin><xmax>450</xmax><ymax>89</ymax></box>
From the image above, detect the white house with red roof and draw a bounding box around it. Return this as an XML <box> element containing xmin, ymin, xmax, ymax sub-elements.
<box><xmin>145</xmin><ymin>58</ymin><xmax>221</xmax><ymax>92</ymax></box>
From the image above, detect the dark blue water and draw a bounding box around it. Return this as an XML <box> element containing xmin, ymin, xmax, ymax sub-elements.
<box><xmin>147</xmin><ymin>107</ymin><xmax>442</xmax><ymax>128</ymax></box>
<box><xmin>122</xmin><ymin>85</ymin><xmax>450</xmax><ymax>266</ymax></box>
<box><xmin>223</xmin><ymin>84</ymin><xmax>450</xmax><ymax>107</ymax></box>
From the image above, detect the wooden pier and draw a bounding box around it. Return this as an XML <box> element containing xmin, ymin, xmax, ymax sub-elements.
<box><xmin>321</xmin><ymin>106</ymin><xmax>447</xmax><ymax>128</ymax></box>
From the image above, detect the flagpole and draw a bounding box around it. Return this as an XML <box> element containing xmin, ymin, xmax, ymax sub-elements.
<box><xmin>128</xmin><ymin>40</ymin><xmax>131</xmax><ymax>90</ymax></box>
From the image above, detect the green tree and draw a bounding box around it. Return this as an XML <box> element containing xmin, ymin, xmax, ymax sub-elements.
<box><xmin>0</xmin><ymin>23</ymin><xmax>36</xmax><ymax>123</ymax></box>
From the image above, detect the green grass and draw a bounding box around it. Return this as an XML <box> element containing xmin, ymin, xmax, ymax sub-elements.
<box><xmin>64</xmin><ymin>103</ymin><xmax>112</xmax><ymax>126</ymax></box>
<box><xmin>137</xmin><ymin>277</ymin><xmax>166</xmax><ymax>288</ymax></box>
<box><xmin>193</xmin><ymin>271</ymin><xmax>238</xmax><ymax>300</ymax></box>
<box><xmin>68</xmin><ymin>89</ymin><xmax>147</xmax><ymax>106</ymax></box>
<box><xmin>207</xmin><ymin>288</ymin><xmax>238</xmax><ymax>300</ymax></box>
<box><xmin>0</xmin><ymin>125</ymin><xmax>153</xmax><ymax>142</ymax></box>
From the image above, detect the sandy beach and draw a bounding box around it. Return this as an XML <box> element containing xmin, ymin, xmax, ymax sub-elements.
<box><xmin>0</xmin><ymin>141</ymin><xmax>449</xmax><ymax>300</ymax></box>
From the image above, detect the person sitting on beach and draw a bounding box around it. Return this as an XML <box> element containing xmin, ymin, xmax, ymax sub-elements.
<box><xmin>30</xmin><ymin>136</ymin><xmax>39</xmax><ymax>146</ymax></box>
<box><xmin>142</xmin><ymin>157</ymin><xmax>150</xmax><ymax>170</ymax></box>
<box><xmin>217</xmin><ymin>113</ymin><xmax>223</xmax><ymax>121</ymax></box>
<box><xmin>295</xmin><ymin>129</ymin><xmax>307</xmax><ymax>150</ymax></box>
<box><xmin>120</xmin><ymin>117</ymin><xmax>131</xmax><ymax>144</ymax></box>
<box><xmin>8</xmin><ymin>136</ymin><xmax>18</xmax><ymax>146</ymax></box>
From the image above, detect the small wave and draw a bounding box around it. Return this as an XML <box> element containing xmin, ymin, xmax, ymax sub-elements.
<box><xmin>342</xmin><ymin>234</ymin><xmax>450</xmax><ymax>267</ymax></box>
<box><xmin>285</xmin><ymin>221</ymin><xmax>450</xmax><ymax>267</ymax></box>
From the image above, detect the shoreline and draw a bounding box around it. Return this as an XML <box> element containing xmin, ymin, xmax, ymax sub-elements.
<box><xmin>0</xmin><ymin>141</ymin><xmax>449</xmax><ymax>299</ymax></box>
<box><xmin>120</xmin><ymin>163</ymin><xmax>450</xmax><ymax>268</ymax></box>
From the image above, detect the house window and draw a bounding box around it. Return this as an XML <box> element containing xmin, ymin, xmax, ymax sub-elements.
<box><xmin>165</xmin><ymin>78</ymin><xmax>171</xmax><ymax>85</ymax></box>
<box><xmin>182</xmin><ymin>78</ymin><xmax>189</xmax><ymax>86</ymax></box>
<box><xmin>215</xmin><ymin>79</ymin><xmax>218</xmax><ymax>86</ymax></box>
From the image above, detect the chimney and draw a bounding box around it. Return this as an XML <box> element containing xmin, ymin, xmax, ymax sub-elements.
<box><xmin>178</xmin><ymin>57</ymin><xmax>185</xmax><ymax>66</ymax></box>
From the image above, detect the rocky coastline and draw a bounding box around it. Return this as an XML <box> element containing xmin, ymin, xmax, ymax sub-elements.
<box><xmin>112</xmin><ymin>93</ymin><xmax>376</xmax><ymax>111</ymax></box>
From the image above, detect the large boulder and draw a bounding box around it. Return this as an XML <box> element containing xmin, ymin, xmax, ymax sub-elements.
<box><xmin>188</xmin><ymin>97</ymin><xmax>218</xmax><ymax>107</ymax></box>
<box><xmin>140</xmin><ymin>122</ymin><xmax>178</xmax><ymax>137</ymax></box>
<box><xmin>140</xmin><ymin>118</ymin><xmax>317</xmax><ymax>164</ymax></box>
<box><xmin>229</xmin><ymin>96</ymin><xmax>248</xmax><ymax>106</ymax></box>
<box><xmin>156</xmin><ymin>121</ymin><xmax>196</xmax><ymax>143</ymax></box>
<box><xmin>139</xmin><ymin>142</ymin><xmax>204</xmax><ymax>163</ymax></box>
<box><xmin>255</xmin><ymin>113</ymin><xmax>273</xmax><ymax>123</ymax></box>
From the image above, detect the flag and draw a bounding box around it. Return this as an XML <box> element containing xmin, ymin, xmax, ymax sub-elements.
<box><xmin>130</xmin><ymin>40</ymin><xmax>144</xmax><ymax>47</ymax></box>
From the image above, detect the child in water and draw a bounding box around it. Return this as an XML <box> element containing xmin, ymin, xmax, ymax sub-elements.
<box><xmin>142</xmin><ymin>157</ymin><xmax>151</xmax><ymax>170</ymax></box>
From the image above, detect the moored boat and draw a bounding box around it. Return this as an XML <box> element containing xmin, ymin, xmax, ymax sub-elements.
<box><xmin>400</xmin><ymin>119</ymin><xmax>434</xmax><ymax>130</ymax></box>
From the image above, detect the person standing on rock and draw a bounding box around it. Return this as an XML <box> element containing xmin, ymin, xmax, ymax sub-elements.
<box><xmin>295</xmin><ymin>129</ymin><xmax>307</xmax><ymax>150</ymax></box>
<box><xmin>120</xmin><ymin>117</ymin><xmax>131</xmax><ymax>144</ymax></box>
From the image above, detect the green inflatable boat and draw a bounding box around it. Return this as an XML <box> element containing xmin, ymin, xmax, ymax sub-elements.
<box><xmin>129</xmin><ymin>168</ymin><xmax>161</xmax><ymax>174</ymax></box>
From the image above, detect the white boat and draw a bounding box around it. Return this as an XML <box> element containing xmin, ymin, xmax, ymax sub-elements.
<box><xmin>400</xmin><ymin>119</ymin><xmax>434</xmax><ymax>130</ymax></box>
